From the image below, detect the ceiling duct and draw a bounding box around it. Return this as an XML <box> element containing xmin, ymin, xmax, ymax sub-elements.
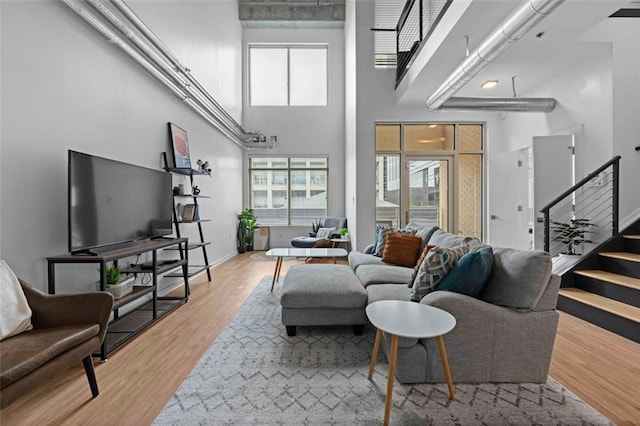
<box><xmin>425</xmin><ymin>0</ymin><xmax>565</xmax><ymax>112</ymax></box>
<box><xmin>440</xmin><ymin>97</ymin><xmax>556</xmax><ymax>112</ymax></box>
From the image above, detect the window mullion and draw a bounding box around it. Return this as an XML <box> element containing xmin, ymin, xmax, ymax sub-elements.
<box><xmin>287</xmin><ymin>47</ymin><xmax>291</xmax><ymax>106</ymax></box>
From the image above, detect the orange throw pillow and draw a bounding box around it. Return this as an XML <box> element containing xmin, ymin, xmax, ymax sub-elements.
<box><xmin>382</xmin><ymin>232</ymin><xmax>423</xmax><ymax>268</ymax></box>
<box><xmin>408</xmin><ymin>244</ymin><xmax>436</xmax><ymax>287</ymax></box>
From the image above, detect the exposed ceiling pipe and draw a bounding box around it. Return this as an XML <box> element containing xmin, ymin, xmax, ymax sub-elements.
<box><xmin>85</xmin><ymin>0</ymin><xmax>249</xmax><ymax>143</ymax></box>
<box><xmin>110</xmin><ymin>0</ymin><xmax>259</xmax><ymax>140</ymax></box>
<box><xmin>425</xmin><ymin>0</ymin><xmax>565</xmax><ymax>111</ymax></box>
<box><xmin>60</xmin><ymin>0</ymin><xmax>266</xmax><ymax>149</ymax></box>
<box><xmin>440</xmin><ymin>97</ymin><xmax>556</xmax><ymax>112</ymax></box>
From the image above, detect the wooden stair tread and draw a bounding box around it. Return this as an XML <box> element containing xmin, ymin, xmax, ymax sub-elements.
<box><xmin>575</xmin><ymin>270</ymin><xmax>640</xmax><ymax>291</ymax></box>
<box><xmin>623</xmin><ymin>234</ymin><xmax>640</xmax><ymax>240</ymax></box>
<box><xmin>559</xmin><ymin>288</ymin><xmax>640</xmax><ymax>323</ymax></box>
<box><xmin>599</xmin><ymin>252</ymin><xmax>640</xmax><ymax>262</ymax></box>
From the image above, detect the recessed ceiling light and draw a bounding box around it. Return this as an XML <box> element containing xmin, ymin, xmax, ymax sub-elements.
<box><xmin>481</xmin><ymin>80</ymin><xmax>499</xmax><ymax>89</ymax></box>
<box><xmin>428</xmin><ymin>124</ymin><xmax>438</xmax><ymax>128</ymax></box>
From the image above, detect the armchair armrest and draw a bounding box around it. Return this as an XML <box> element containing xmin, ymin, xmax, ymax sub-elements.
<box><xmin>20</xmin><ymin>280</ymin><xmax>114</xmax><ymax>343</ymax></box>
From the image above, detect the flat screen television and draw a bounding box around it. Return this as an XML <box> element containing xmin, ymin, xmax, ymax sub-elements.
<box><xmin>68</xmin><ymin>150</ymin><xmax>173</xmax><ymax>254</ymax></box>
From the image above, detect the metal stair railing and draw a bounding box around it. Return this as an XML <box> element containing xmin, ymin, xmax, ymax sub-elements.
<box><xmin>541</xmin><ymin>156</ymin><xmax>621</xmax><ymax>257</ymax></box>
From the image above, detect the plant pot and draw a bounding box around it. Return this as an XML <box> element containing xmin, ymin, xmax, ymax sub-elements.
<box><xmin>247</xmin><ymin>244</ymin><xmax>254</xmax><ymax>252</ymax></box>
<box><xmin>237</xmin><ymin>245</ymin><xmax>247</xmax><ymax>254</ymax></box>
<box><xmin>107</xmin><ymin>276</ymin><xmax>135</xmax><ymax>299</ymax></box>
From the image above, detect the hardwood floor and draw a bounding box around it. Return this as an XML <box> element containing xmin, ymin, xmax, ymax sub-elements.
<box><xmin>2</xmin><ymin>252</ymin><xmax>639</xmax><ymax>425</ymax></box>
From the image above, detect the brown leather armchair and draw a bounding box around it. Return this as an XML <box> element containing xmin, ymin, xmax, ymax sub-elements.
<box><xmin>0</xmin><ymin>280</ymin><xmax>113</xmax><ymax>407</ymax></box>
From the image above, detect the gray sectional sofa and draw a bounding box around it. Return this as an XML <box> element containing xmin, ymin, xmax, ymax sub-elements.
<box><xmin>282</xmin><ymin>226</ymin><xmax>561</xmax><ymax>384</ymax></box>
<box><xmin>352</xmin><ymin>227</ymin><xmax>561</xmax><ymax>384</ymax></box>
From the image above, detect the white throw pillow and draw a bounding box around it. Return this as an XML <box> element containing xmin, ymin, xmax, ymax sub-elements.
<box><xmin>0</xmin><ymin>260</ymin><xmax>33</xmax><ymax>341</ymax></box>
<box><xmin>315</xmin><ymin>227</ymin><xmax>335</xmax><ymax>239</ymax></box>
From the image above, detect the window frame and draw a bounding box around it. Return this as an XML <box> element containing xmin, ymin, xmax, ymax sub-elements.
<box><xmin>248</xmin><ymin>44</ymin><xmax>329</xmax><ymax>107</ymax></box>
<box><xmin>248</xmin><ymin>156</ymin><xmax>329</xmax><ymax>226</ymax></box>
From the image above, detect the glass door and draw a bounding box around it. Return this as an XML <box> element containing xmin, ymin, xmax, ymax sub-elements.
<box><xmin>404</xmin><ymin>157</ymin><xmax>452</xmax><ymax>229</ymax></box>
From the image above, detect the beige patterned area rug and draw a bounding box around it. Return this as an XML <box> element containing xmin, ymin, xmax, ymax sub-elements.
<box><xmin>154</xmin><ymin>276</ymin><xmax>611</xmax><ymax>425</ymax></box>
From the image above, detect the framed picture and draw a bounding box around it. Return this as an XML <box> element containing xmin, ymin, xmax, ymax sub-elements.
<box><xmin>168</xmin><ymin>122</ymin><xmax>191</xmax><ymax>169</ymax></box>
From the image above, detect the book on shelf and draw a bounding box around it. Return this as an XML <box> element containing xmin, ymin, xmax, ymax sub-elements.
<box><xmin>182</xmin><ymin>204</ymin><xmax>196</xmax><ymax>222</ymax></box>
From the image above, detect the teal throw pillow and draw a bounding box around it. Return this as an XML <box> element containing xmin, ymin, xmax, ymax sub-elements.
<box><xmin>436</xmin><ymin>247</ymin><xmax>494</xmax><ymax>297</ymax></box>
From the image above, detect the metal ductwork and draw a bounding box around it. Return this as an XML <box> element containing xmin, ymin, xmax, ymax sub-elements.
<box><xmin>440</xmin><ymin>97</ymin><xmax>556</xmax><ymax>112</ymax></box>
<box><xmin>61</xmin><ymin>0</ymin><xmax>269</xmax><ymax>149</ymax></box>
<box><xmin>425</xmin><ymin>0</ymin><xmax>565</xmax><ymax>112</ymax></box>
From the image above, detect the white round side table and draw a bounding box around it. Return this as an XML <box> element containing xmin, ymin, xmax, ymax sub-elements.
<box><xmin>366</xmin><ymin>300</ymin><xmax>456</xmax><ymax>426</ymax></box>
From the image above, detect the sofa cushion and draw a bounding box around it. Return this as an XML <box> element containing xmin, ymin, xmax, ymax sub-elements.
<box><xmin>410</xmin><ymin>245</ymin><xmax>469</xmax><ymax>302</ymax></box>
<box><xmin>366</xmin><ymin>284</ymin><xmax>410</xmax><ymax>304</ymax></box>
<box><xmin>348</xmin><ymin>251</ymin><xmax>385</xmax><ymax>271</ymax></box>
<box><xmin>406</xmin><ymin>225</ymin><xmax>440</xmax><ymax>251</ymax></box>
<box><xmin>0</xmin><ymin>260</ymin><xmax>33</xmax><ymax>341</ymax></box>
<box><xmin>436</xmin><ymin>247</ymin><xmax>494</xmax><ymax>297</ymax></box>
<box><xmin>382</xmin><ymin>232</ymin><xmax>423</xmax><ymax>268</ymax></box>
<box><xmin>0</xmin><ymin>324</ymin><xmax>100</xmax><ymax>387</ymax></box>
<box><xmin>356</xmin><ymin>265</ymin><xmax>413</xmax><ymax>287</ymax></box>
<box><xmin>480</xmin><ymin>248</ymin><xmax>552</xmax><ymax>310</ymax></box>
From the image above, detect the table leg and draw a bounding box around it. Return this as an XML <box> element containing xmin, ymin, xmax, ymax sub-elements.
<box><xmin>384</xmin><ymin>334</ymin><xmax>399</xmax><ymax>426</ymax></box>
<box><xmin>368</xmin><ymin>328</ymin><xmax>382</xmax><ymax>380</ymax></box>
<box><xmin>270</xmin><ymin>256</ymin><xmax>283</xmax><ymax>292</ymax></box>
<box><xmin>437</xmin><ymin>335</ymin><xmax>456</xmax><ymax>400</ymax></box>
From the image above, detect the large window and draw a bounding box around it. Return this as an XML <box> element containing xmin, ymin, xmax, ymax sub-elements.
<box><xmin>249</xmin><ymin>45</ymin><xmax>328</xmax><ymax>106</ymax></box>
<box><xmin>375</xmin><ymin>123</ymin><xmax>484</xmax><ymax>239</ymax></box>
<box><xmin>249</xmin><ymin>157</ymin><xmax>328</xmax><ymax>225</ymax></box>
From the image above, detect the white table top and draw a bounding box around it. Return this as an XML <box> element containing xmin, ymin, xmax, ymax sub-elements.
<box><xmin>366</xmin><ymin>300</ymin><xmax>456</xmax><ymax>339</ymax></box>
<box><xmin>330</xmin><ymin>238</ymin><xmax>350</xmax><ymax>242</ymax></box>
<box><xmin>266</xmin><ymin>248</ymin><xmax>348</xmax><ymax>258</ymax></box>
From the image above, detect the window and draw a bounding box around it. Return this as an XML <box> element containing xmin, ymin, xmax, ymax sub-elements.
<box><xmin>375</xmin><ymin>123</ymin><xmax>484</xmax><ymax>238</ymax></box>
<box><xmin>249</xmin><ymin>45</ymin><xmax>328</xmax><ymax>106</ymax></box>
<box><xmin>249</xmin><ymin>157</ymin><xmax>328</xmax><ymax>225</ymax></box>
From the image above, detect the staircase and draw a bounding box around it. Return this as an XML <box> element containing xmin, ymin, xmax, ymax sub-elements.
<box><xmin>556</xmin><ymin>221</ymin><xmax>640</xmax><ymax>343</ymax></box>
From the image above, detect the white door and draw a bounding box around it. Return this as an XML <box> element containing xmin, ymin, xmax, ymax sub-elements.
<box><xmin>488</xmin><ymin>149</ymin><xmax>529</xmax><ymax>249</ymax></box>
<box><xmin>533</xmin><ymin>135</ymin><xmax>574</xmax><ymax>250</ymax></box>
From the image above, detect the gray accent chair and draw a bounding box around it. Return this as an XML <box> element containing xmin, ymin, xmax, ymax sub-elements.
<box><xmin>290</xmin><ymin>217</ymin><xmax>347</xmax><ymax>248</ymax></box>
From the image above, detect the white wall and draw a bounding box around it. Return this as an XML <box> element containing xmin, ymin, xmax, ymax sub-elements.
<box><xmin>352</xmin><ymin>0</ymin><xmax>501</xmax><ymax>251</ymax></box>
<box><xmin>345</xmin><ymin>0</ymin><xmax>358</xmax><ymax>247</ymax></box>
<box><xmin>0</xmin><ymin>1</ymin><xmax>244</xmax><ymax>291</ymax></box>
<box><xmin>242</xmin><ymin>28</ymin><xmax>346</xmax><ymax>248</ymax></box>
<box><xmin>498</xmin><ymin>19</ymin><xmax>640</xmax><ymax>230</ymax></box>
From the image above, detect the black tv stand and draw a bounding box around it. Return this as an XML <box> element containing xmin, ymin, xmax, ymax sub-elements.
<box><xmin>47</xmin><ymin>237</ymin><xmax>190</xmax><ymax>361</ymax></box>
<box><xmin>72</xmin><ymin>249</ymin><xmax>100</xmax><ymax>256</ymax></box>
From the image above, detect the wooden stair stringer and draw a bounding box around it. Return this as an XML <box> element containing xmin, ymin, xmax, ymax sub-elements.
<box><xmin>559</xmin><ymin>288</ymin><xmax>640</xmax><ymax>323</ymax></box>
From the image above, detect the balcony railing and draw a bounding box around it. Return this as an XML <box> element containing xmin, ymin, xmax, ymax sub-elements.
<box><xmin>396</xmin><ymin>0</ymin><xmax>452</xmax><ymax>87</ymax></box>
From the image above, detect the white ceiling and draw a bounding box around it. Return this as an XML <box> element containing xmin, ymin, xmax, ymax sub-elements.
<box><xmin>396</xmin><ymin>0</ymin><xmax>635</xmax><ymax>106</ymax></box>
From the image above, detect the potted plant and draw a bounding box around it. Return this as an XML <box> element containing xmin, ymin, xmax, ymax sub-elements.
<box><xmin>550</xmin><ymin>218</ymin><xmax>596</xmax><ymax>256</ymax></box>
<box><xmin>237</xmin><ymin>208</ymin><xmax>258</xmax><ymax>252</ymax></box>
<box><xmin>237</xmin><ymin>216</ymin><xmax>248</xmax><ymax>253</ymax></box>
<box><xmin>310</xmin><ymin>218</ymin><xmax>323</xmax><ymax>237</ymax></box>
<box><xmin>339</xmin><ymin>227</ymin><xmax>349</xmax><ymax>239</ymax></box>
<box><xmin>105</xmin><ymin>264</ymin><xmax>134</xmax><ymax>299</ymax></box>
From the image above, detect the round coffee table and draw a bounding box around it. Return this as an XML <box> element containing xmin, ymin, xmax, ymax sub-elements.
<box><xmin>366</xmin><ymin>300</ymin><xmax>456</xmax><ymax>426</ymax></box>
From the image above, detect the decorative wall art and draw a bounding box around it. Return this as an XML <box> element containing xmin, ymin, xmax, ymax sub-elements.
<box><xmin>168</xmin><ymin>122</ymin><xmax>191</xmax><ymax>169</ymax></box>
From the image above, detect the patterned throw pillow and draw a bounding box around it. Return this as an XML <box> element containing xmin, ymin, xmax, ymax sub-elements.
<box><xmin>410</xmin><ymin>244</ymin><xmax>470</xmax><ymax>302</ymax></box>
<box><xmin>381</xmin><ymin>232</ymin><xmax>423</xmax><ymax>268</ymax></box>
<box><xmin>408</xmin><ymin>244</ymin><xmax>436</xmax><ymax>288</ymax></box>
<box><xmin>373</xmin><ymin>226</ymin><xmax>394</xmax><ymax>256</ymax></box>
<box><xmin>315</xmin><ymin>227</ymin><xmax>335</xmax><ymax>239</ymax></box>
